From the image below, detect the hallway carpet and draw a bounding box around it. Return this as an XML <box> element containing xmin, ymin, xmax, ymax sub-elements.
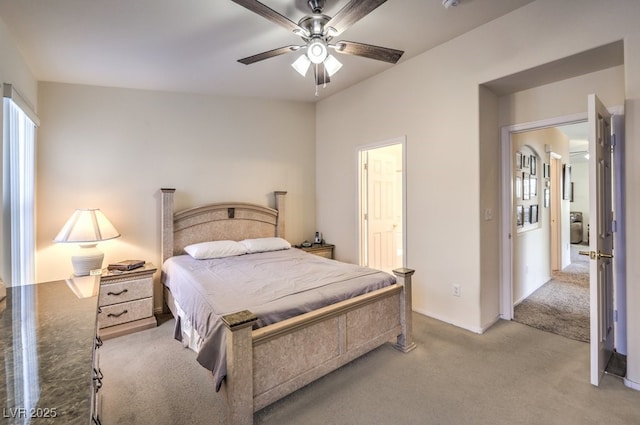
<box><xmin>514</xmin><ymin>244</ymin><xmax>590</xmax><ymax>343</ymax></box>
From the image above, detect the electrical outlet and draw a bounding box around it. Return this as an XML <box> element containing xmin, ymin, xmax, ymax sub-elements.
<box><xmin>452</xmin><ymin>284</ymin><xmax>461</xmax><ymax>297</ymax></box>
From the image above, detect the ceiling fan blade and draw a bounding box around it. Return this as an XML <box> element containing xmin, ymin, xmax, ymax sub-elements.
<box><xmin>326</xmin><ymin>0</ymin><xmax>388</xmax><ymax>36</ymax></box>
<box><xmin>238</xmin><ymin>45</ymin><xmax>301</xmax><ymax>65</ymax></box>
<box><xmin>314</xmin><ymin>63</ymin><xmax>330</xmax><ymax>86</ymax></box>
<box><xmin>231</xmin><ymin>0</ymin><xmax>304</xmax><ymax>33</ymax></box>
<box><xmin>334</xmin><ymin>40</ymin><xmax>403</xmax><ymax>64</ymax></box>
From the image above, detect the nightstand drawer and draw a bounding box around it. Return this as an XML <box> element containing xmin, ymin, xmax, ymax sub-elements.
<box><xmin>311</xmin><ymin>249</ymin><xmax>333</xmax><ymax>259</ymax></box>
<box><xmin>297</xmin><ymin>244</ymin><xmax>334</xmax><ymax>259</ymax></box>
<box><xmin>98</xmin><ymin>298</ymin><xmax>153</xmax><ymax>328</ymax></box>
<box><xmin>99</xmin><ymin>276</ymin><xmax>153</xmax><ymax>306</ymax></box>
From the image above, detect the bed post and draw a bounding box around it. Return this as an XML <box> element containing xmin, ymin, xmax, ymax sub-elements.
<box><xmin>274</xmin><ymin>191</ymin><xmax>287</xmax><ymax>239</ymax></box>
<box><xmin>160</xmin><ymin>188</ymin><xmax>176</xmax><ymax>263</ymax></box>
<box><xmin>222</xmin><ymin>311</ymin><xmax>259</xmax><ymax>425</ymax></box>
<box><xmin>392</xmin><ymin>268</ymin><xmax>416</xmax><ymax>353</ymax></box>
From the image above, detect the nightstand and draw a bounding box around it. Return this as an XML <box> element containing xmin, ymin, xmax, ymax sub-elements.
<box><xmin>297</xmin><ymin>243</ymin><xmax>335</xmax><ymax>259</ymax></box>
<box><xmin>98</xmin><ymin>262</ymin><xmax>157</xmax><ymax>339</ymax></box>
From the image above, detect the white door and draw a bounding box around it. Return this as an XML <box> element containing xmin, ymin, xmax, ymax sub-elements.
<box><xmin>359</xmin><ymin>143</ymin><xmax>404</xmax><ymax>273</ymax></box>
<box><xmin>586</xmin><ymin>94</ymin><xmax>615</xmax><ymax>386</ymax></box>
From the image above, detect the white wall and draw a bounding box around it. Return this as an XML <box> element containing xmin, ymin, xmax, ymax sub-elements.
<box><xmin>35</xmin><ymin>83</ymin><xmax>317</xmax><ymax>311</ymax></box>
<box><xmin>570</xmin><ymin>161</ymin><xmax>589</xmax><ymax>242</ymax></box>
<box><xmin>511</xmin><ymin>128</ymin><xmax>569</xmax><ymax>303</ymax></box>
<box><xmin>315</xmin><ymin>0</ymin><xmax>640</xmax><ymax>387</ymax></box>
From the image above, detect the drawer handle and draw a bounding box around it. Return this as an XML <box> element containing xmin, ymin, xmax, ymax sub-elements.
<box><xmin>107</xmin><ymin>309</ymin><xmax>128</xmax><ymax>318</ymax></box>
<box><xmin>93</xmin><ymin>367</ymin><xmax>103</xmax><ymax>391</ymax></box>
<box><xmin>107</xmin><ymin>289</ymin><xmax>128</xmax><ymax>296</ymax></box>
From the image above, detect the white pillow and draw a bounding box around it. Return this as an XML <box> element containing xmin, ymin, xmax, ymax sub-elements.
<box><xmin>184</xmin><ymin>240</ymin><xmax>248</xmax><ymax>260</ymax></box>
<box><xmin>240</xmin><ymin>237</ymin><xmax>291</xmax><ymax>253</ymax></box>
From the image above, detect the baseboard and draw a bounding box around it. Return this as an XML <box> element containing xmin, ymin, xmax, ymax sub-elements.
<box><xmin>624</xmin><ymin>377</ymin><xmax>640</xmax><ymax>391</ymax></box>
<box><xmin>412</xmin><ymin>307</ymin><xmax>484</xmax><ymax>334</ymax></box>
<box><xmin>513</xmin><ymin>275</ymin><xmax>552</xmax><ymax>306</ymax></box>
<box><xmin>480</xmin><ymin>315</ymin><xmax>502</xmax><ymax>333</ymax></box>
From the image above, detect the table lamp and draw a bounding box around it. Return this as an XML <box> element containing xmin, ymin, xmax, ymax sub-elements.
<box><xmin>54</xmin><ymin>208</ymin><xmax>121</xmax><ymax>276</ymax></box>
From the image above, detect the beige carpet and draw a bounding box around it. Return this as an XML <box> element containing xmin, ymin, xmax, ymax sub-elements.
<box><xmin>514</xmin><ymin>244</ymin><xmax>590</xmax><ymax>343</ymax></box>
<box><xmin>98</xmin><ymin>312</ymin><xmax>640</xmax><ymax>425</ymax></box>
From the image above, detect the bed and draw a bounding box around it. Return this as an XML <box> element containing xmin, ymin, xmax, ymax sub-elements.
<box><xmin>160</xmin><ymin>188</ymin><xmax>415</xmax><ymax>425</ymax></box>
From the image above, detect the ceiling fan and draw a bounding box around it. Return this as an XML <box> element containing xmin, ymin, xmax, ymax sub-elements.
<box><xmin>232</xmin><ymin>0</ymin><xmax>404</xmax><ymax>92</ymax></box>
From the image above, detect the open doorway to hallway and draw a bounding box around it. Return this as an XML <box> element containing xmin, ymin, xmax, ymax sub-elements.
<box><xmin>512</xmin><ymin>123</ymin><xmax>591</xmax><ymax>344</ymax></box>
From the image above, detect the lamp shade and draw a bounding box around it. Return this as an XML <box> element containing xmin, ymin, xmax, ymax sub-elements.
<box><xmin>323</xmin><ymin>54</ymin><xmax>343</xmax><ymax>77</ymax></box>
<box><xmin>54</xmin><ymin>209</ymin><xmax>120</xmax><ymax>276</ymax></box>
<box><xmin>54</xmin><ymin>209</ymin><xmax>120</xmax><ymax>243</ymax></box>
<box><xmin>292</xmin><ymin>54</ymin><xmax>311</xmax><ymax>77</ymax></box>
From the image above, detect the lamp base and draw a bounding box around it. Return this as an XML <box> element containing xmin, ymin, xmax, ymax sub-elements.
<box><xmin>71</xmin><ymin>244</ymin><xmax>104</xmax><ymax>276</ymax></box>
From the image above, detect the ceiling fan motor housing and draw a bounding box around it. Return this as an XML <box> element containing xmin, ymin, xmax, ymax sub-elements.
<box><xmin>307</xmin><ymin>0</ymin><xmax>326</xmax><ymax>14</ymax></box>
<box><xmin>298</xmin><ymin>14</ymin><xmax>331</xmax><ymax>37</ymax></box>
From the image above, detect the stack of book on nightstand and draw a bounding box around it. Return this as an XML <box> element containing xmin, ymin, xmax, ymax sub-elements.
<box><xmin>107</xmin><ymin>260</ymin><xmax>145</xmax><ymax>271</ymax></box>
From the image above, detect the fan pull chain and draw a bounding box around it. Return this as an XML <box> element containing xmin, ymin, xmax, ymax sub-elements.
<box><xmin>323</xmin><ymin>65</ymin><xmax>327</xmax><ymax>88</ymax></box>
<box><xmin>315</xmin><ymin>63</ymin><xmax>319</xmax><ymax>96</ymax></box>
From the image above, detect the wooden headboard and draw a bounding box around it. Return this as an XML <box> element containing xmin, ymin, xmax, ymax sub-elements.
<box><xmin>160</xmin><ymin>189</ymin><xmax>287</xmax><ymax>263</ymax></box>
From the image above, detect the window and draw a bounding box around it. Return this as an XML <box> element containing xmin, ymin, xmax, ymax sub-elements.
<box><xmin>3</xmin><ymin>84</ymin><xmax>39</xmax><ymax>285</ymax></box>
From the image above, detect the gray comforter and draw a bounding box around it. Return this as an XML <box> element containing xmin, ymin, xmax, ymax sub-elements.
<box><xmin>162</xmin><ymin>248</ymin><xmax>396</xmax><ymax>390</ymax></box>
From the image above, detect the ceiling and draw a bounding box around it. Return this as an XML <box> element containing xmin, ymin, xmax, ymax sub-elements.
<box><xmin>0</xmin><ymin>0</ymin><xmax>535</xmax><ymax>103</ymax></box>
<box><xmin>559</xmin><ymin>122</ymin><xmax>590</xmax><ymax>164</ymax></box>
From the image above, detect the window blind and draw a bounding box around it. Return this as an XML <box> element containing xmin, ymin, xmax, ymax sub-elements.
<box><xmin>3</xmin><ymin>83</ymin><xmax>39</xmax><ymax>285</ymax></box>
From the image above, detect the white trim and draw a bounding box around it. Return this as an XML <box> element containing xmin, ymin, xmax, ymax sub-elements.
<box><xmin>2</xmin><ymin>83</ymin><xmax>40</xmax><ymax>127</ymax></box>
<box><xmin>355</xmin><ymin>136</ymin><xmax>408</xmax><ymax>270</ymax></box>
<box><xmin>499</xmin><ymin>105</ymin><xmax>625</xmax><ymax>323</ymax></box>
<box><xmin>624</xmin><ymin>378</ymin><xmax>640</xmax><ymax>391</ymax></box>
<box><xmin>413</xmin><ymin>306</ymin><xmax>492</xmax><ymax>335</ymax></box>
<box><xmin>499</xmin><ymin>126</ymin><xmax>513</xmax><ymax>319</ymax></box>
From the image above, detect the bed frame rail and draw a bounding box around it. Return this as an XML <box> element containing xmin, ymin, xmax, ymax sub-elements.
<box><xmin>222</xmin><ymin>268</ymin><xmax>415</xmax><ymax>425</ymax></box>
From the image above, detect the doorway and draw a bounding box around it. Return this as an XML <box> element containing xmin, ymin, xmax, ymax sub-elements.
<box><xmin>510</xmin><ymin>123</ymin><xmax>591</xmax><ymax>344</ymax></box>
<box><xmin>500</xmin><ymin>102</ymin><xmax>626</xmax><ymax>386</ymax></box>
<box><xmin>358</xmin><ymin>138</ymin><xmax>406</xmax><ymax>273</ymax></box>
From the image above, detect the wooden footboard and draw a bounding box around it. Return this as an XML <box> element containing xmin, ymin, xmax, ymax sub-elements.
<box><xmin>221</xmin><ymin>268</ymin><xmax>415</xmax><ymax>425</ymax></box>
<box><xmin>159</xmin><ymin>189</ymin><xmax>416</xmax><ymax>425</ymax></box>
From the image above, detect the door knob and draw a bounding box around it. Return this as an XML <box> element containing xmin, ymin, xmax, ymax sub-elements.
<box><xmin>578</xmin><ymin>250</ymin><xmax>613</xmax><ymax>260</ymax></box>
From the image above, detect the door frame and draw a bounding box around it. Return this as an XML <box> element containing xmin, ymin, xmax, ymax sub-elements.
<box><xmin>499</xmin><ymin>106</ymin><xmax>625</xmax><ymax>347</ymax></box>
<box><xmin>356</xmin><ymin>136</ymin><xmax>407</xmax><ymax>270</ymax></box>
<box><xmin>500</xmin><ymin>112</ymin><xmax>587</xmax><ymax>320</ymax></box>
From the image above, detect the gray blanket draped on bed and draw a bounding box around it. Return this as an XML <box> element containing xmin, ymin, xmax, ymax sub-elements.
<box><xmin>162</xmin><ymin>248</ymin><xmax>396</xmax><ymax>391</ymax></box>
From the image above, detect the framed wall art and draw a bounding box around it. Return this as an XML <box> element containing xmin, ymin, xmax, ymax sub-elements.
<box><xmin>523</xmin><ymin>173</ymin><xmax>530</xmax><ymax>200</ymax></box>
<box><xmin>530</xmin><ymin>155</ymin><xmax>537</xmax><ymax>176</ymax></box>
<box><xmin>531</xmin><ymin>205</ymin><xmax>539</xmax><ymax>224</ymax></box>
<box><xmin>530</xmin><ymin>177</ymin><xmax>537</xmax><ymax>197</ymax></box>
<box><xmin>516</xmin><ymin>205</ymin><xmax>523</xmax><ymax>227</ymax></box>
<box><xmin>544</xmin><ymin>187</ymin><xmax>550</xmax><ymax>208</ymax></box>
<box><xmin>563</xmin><ymin>164</ymin><xmax>572</xmax><ymax>200</ymax></box>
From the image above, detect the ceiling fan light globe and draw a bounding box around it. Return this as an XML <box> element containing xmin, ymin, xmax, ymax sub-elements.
<box><xmin>307</xmin><ymin>40</ymin><xmax>327</xmax><ymax>64</ymax></box>
<box><xmin>292</xmin><ymin>55</ymin><xmax>311</xmax><ymax>76</ymax></box>
<box><xmin>324</xmin><ymin>54</ymin><xmax>342</xmax><ymax>76</ymax></box>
